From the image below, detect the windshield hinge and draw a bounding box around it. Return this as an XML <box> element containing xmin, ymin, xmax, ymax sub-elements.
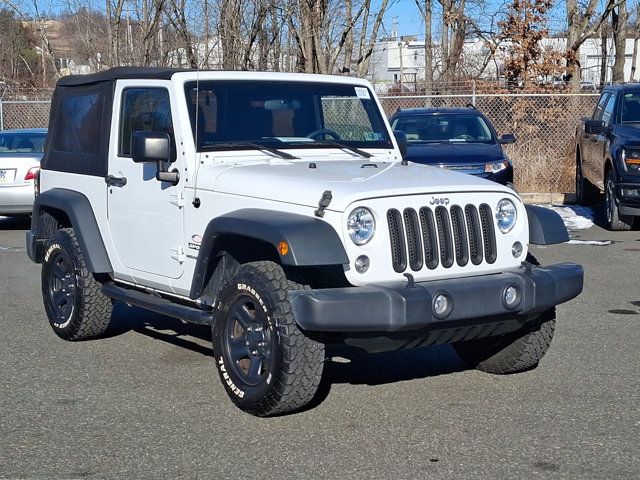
<box><xmin>171</xmin><ymin>245</ymin><xmax>186</xmax><ymax>263</ymax></box>
<box><xmin>314</xmin><ymin>190</ymin><xmax>333</xmax><ymax>218</ymax></box>
<box><xmin>170</xmin><ymin>191</ymin><xmax>185</xmax><ymax>208</ymax></box>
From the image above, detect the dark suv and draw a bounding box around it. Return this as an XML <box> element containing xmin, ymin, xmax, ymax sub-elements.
<box><xmin>389</xmin><ymin>107</ymin><xmax>516</xmax><ymax>186</ymax></box>
<box><xmin>576</xmin><ymin>84</ymin><xmax>640</xmax><ymax>230</ymax></box>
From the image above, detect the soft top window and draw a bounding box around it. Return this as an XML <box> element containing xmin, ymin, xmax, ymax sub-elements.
<box><xmin>53</xmin><ymin>92</ymin><xmax>103</xmax><ymax>155</ymax></box>
<box><xmin>41</xmin><ymin>82</ymin><xmax>111</xmax><ymax>177</ymax></box>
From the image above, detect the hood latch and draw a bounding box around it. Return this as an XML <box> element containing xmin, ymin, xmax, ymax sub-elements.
<box><xmin>314</xmin><ymin>190</ymin><xmax>333</xmax><ymax>218</ymax></box>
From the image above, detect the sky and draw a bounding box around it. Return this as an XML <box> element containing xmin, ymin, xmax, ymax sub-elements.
<box><xmin>382</xmin><ymin>0</ymin><xmax>570</xmax><ymax>40</ymax></box>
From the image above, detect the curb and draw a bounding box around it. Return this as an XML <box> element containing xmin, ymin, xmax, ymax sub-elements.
<box><xmin>518</xmin><ymin>193</ymin><xmax>576</xmax><ymax>205</ymax></box>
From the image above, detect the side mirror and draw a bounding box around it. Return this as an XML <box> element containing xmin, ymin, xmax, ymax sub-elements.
<box><xmin>131</xmin><ymin>131</ymin><xmax>179</xmax><ymax>185</ymax></box>
<box><xmin>584</xmin><ymin>119</ymin><xmax>607</xmax><ymax>135</ymax></box>
<box><xmin>393</xmin><ymin>130</ymin><xmax>408</xmax><ymax>157</ymax></box>
<box><xmin>498</xmin><ymin>133</ymin><xmax>516</xmax><ymax>145</ymax></box>
<box><xmin>131</xmin><ymin>131</ymin><xmax>170</xmax><ymax>163</ymax></box>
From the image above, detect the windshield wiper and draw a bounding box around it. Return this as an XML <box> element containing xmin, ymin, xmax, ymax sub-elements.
<box><xmin>201</xmin><ymin>142</ymin><xmax>298</xmax><ymax>160</ymax></box>
<box><xmin>311</xmin><ymin>140</ymin><xmax>373</xmax><ymax>158</ymax></box>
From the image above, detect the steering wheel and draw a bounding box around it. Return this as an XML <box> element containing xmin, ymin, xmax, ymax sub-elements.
<box><xmin>307</xmin><ymin>128</ymin><xmax>342</xmax><ymax>140</ymax></box>
<box><xmin>453</xmin><ymin>134</ymin><xmax>474</xmax><ymax>140</ymax></box>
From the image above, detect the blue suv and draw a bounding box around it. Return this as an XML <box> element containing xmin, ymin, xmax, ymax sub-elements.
<box><xmin>389</xmin><ymin>107</ymin><xmax>516</xmax><ymax>186</ymax></box>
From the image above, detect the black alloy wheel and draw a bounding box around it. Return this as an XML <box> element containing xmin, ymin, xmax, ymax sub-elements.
<box><xmin>45</xmin><ymin>248</ymin><xmax>76</xmax><ymax>326</ymax></box>
<box><xmin>222</xmin><ymin>294</ymin><xmax>276</xmax><ymax>388</ymax></box>
<box><xmin>41</xmin><ymin>228</ymin><xmax>113</xmax><ymax>340</ymax></box>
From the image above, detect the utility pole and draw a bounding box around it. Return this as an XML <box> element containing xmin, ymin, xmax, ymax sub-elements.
<box><xmin>399</xmin><ymin>41</ymin><xmax>404</xmax><ymax>93</ymax></box>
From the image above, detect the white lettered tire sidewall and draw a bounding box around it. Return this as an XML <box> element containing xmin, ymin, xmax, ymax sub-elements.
<box><xmin>212</xmin><ymin>269</ymin><xmax>284</xmax><ymax>407</ymax></box>
<box><xmin>41</xmin><ymin>228</ymin><xmax>113</xmax><ymax>341</ymax></box>
<box><xmin>211</xmin><ymin>261</ymin><xmax>325</xmax><ymax>416</ymax></box>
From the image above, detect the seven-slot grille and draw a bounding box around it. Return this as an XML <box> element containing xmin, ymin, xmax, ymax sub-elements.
<box><xmin>387</xmin><ymin>203</ymin><xmax>496</xmax><ymax>273</ymax></box>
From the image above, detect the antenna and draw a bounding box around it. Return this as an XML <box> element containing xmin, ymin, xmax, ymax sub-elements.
<box><xmin>192</xmin><ymin>68</ymin><xmax>202</xmax><ymax>208</ymax></box>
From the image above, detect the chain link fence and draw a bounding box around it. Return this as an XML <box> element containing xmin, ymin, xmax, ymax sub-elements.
<box><xmin>0</xmin><ymin>100</ymin><xmax>51</xmax><ymax>131</ymax></box>
<box><xmin>379</xmin><ymin>93</ymin><xmax>599</xmax><ymax>193</ymax></box>
<box><xmin>1</xmin><ymin>93</ymin><xmax>598</xmax><ymax>193</ymax></box>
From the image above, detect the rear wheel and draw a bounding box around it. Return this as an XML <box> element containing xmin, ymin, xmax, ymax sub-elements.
<box><xmin>212</xmin><ymin>261</ymin><xmax>324</xmax><ymax>416</ymax></box>
<box><xmin>41</xmin><ymin>228</ymin><xmax>113</xmax><ymax>340</ymax></box>
<box><xmin>575</xmin><ymin>156</ymin><xmax>598</xmax><ymax>205</ymax></box>
<box><xmin>605</xmin><ymin>170</ymin><xmax>633</xmax><ymax>231</ymax></box>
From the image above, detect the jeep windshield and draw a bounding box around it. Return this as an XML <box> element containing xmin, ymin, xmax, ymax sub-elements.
<box><xmin>184</xmin><ymin>80</ymin><xmax>393</xmax><ymax>152</ymax></box>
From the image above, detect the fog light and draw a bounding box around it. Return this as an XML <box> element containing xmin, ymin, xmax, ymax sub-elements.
<box><xmin>512</xmin><ymin>241</ymin><xmax>523</xmax><ymax>258</ymax></box>
<box><xmin>354</xmin><ymin>255</ymin><xmax>370</xmax><ymax>273</ymax></box>
<box><xmin>622</xmin><ymin>188</ymin><xmax>640</xmax><ymax>198</ymax></box>
<box><xmin>503</xmin><ymin>285</ymin><xmax>521</xmax><ymax>309</ymax></box>
<box><xmin>433</xmin><ymin>293</ymin><xmax>452</xmax><ymax>319</ymax></box>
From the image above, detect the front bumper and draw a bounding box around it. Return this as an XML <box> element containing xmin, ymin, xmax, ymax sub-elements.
<box><xmin>289</xmin><ymin>262</ymin><xmax>583</xmax><ymax>333</ymax></box>
<box><xmin>617</xmin><ymin>182</ymin><xmax>640</xmax><ymax>215</ymax></box>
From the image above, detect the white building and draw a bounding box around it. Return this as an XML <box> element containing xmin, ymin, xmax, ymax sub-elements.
<box><xmin>367</xmin><ymin>35</ymin><xmax>640</xmax><ymax>90</ymax></box>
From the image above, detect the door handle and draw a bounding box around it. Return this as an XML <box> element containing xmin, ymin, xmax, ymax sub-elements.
<box><xmin>105</xmin><ymin>175</ymin><xmax>127</xmax><ymax>187</ymax></box>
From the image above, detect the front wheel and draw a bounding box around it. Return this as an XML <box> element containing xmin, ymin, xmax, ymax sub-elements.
<box><xmin>212</xmin><ymin>261</ymin><xmax>324</xmax><ymax>416</ymax></box>
<box><xmin>605</xmin><ymin>170</ymin><xmax>633</xmax><ymax>231</ymax></box>
<box><xmin>453</xmin><ymin>308</ymin><xmax>555</xmax><ymax>374</ymax></box>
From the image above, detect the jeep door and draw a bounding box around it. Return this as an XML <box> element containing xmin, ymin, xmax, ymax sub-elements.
<box><xmin>107</xmin><ymin>81</ymin><xmax>185</xmax><ymax>280</ymax></box>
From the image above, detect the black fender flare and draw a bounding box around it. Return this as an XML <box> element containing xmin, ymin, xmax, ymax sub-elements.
<box><xmin>525</xmin><ymin>204</ymin><xmax>569</xmax><ymax>245</ymax></box>
<box><xmin>189</xmin><ymin>209</ymin><xmax>349</xmax><ymax>299</ymax></box>
<box><xmin>29</xmin><ymin>188</ymin><xmax>113</xmax><ymax>273</ymax></box>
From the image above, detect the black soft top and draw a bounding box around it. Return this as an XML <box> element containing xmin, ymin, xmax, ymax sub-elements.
<box><xmin>57</xmin><ymin>67</ymin><xmax>192</xmax><ymax>86</ymax></box>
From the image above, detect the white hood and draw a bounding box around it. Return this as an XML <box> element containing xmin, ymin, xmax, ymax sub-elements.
<box><xmin>211</xmin><ymin>158</ymin><xmax>516</xmax><ymax>212</ymax></box>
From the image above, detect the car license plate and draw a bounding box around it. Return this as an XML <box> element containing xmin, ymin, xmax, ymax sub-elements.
<box><xmin>0</xmin><ymin>169</ymin><xmax>16</xmax><ymax>184</ymax></box>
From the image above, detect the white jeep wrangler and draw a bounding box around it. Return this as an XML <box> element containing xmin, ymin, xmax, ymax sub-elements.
<box><xmin>27</xmin><ymin>67</ymin><xmax>583</xmax><ymax>416</ymax></box>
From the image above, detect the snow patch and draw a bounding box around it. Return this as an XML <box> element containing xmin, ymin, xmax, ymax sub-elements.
<box><xmin>567</xmin><ymin>239</ymin><xmax>612</xmax><ymax>246</ymax></box>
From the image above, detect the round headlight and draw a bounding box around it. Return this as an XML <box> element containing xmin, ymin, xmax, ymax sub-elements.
<box><xmin>347</xmin><ymin>207</ymin><xmax>376</xmax><ymax>245</ymax></box>
<box><xmin>495</xmin><ymin>199</ymin><xmax>517</xmax><ymax>233</ymax></box>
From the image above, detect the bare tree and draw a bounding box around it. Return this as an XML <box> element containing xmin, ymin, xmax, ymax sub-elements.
<box><xmin>106</xmin><ymin>0</ymin><xmax>125</xmax><ymax>66</ymax></box>
<box><xmin>630</xmin><ymin>2</ymin><xmax>640</xmax><ymax>81</ymax></box>
<box><xmin>415</xmin><ymin>0</ymin><xmax>434</xmax><ymax>93</ymax></box>
<box><xmin>354</xmin><ymin>0</ymin><xmax>390</xmax><ymax>76</ymax></box>
<box><xmin>565</xmin><ymin>0</ymin><xmax>619</xmax><ymax>90</ymax></box>
<box><xmin>599</xmin><ymin>18</ymin><xmax>609</xmax><ymax>85</ymax></box>
<box><xmin>611</xmin><ymin>0</ymin><xmax>628</xmax><ymax>82</ymax></box>
<box><xmin>0</xmin><ymin>8</ymin><xmax>39</xmax><ymax>89</ymax></box>
<box><xmin>287</xmin><ymin>0</ymin><xmax>392</xmax><ymax>74</ymax></box>
<box><xmin>165</xmin><ymin>0</ymin><xmax>197</xmax><ymax>67</ymax></box>
<box><xmin>439</xmin><ymin>0</ymin><xmax>467</xmax><ymax>90</ymax></box>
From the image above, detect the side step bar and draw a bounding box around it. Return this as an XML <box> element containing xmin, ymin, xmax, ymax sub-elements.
<box><xmin>101</xmin><ymin>282</ymin><xmax>213</xmax><ymax>325</ymax></box>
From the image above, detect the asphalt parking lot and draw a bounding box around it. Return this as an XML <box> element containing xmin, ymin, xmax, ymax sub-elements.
<box><xmin>1</xmin><ymin>211</ymin><xmax>639</xmax><ymax>479</ymax></box>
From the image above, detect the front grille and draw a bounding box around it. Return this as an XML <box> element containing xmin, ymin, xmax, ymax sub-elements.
<box><xmin>387</xmin><ymin>203</ymin><xmax>497</xmax><ymax>273</ymax></box>
<box><xmin>435</xmin><ymin>206</ymin><xmax>454</xmax><ymax>268</ymax></box>
<box><xmin>387</xmin><ymin>209</ymin><xmax>407</xmax><ymax>273</ymax></box>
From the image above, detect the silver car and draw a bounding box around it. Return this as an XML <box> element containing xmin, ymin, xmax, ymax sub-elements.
<box><xmin>0</xmin><ymin>128</ymin><xmax>47</xmax><ymax>215</ymax></box>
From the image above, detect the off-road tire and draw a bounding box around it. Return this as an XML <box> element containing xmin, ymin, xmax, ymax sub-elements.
<box><xmin>575</xmin><ymin>156</ymin><xmax>598</xmax><ymax>206</ymax></box>
<box><xmin>605</xmin><ymin>170</ymin><xmax>633</xmax><ymax>231</ymax></box>
<box><xmin>41</xmin><ymin>228</ymin><xmax>113</xmax><ymax>340</ymax></box>
<box><xmin>453</xmin><ymin>308</ymin><xmax>556</xmax><ymax>374</ymax></box>
<box><xmin>212</xmin><ymin>261</ymin><xmax>324</xmax><ymax>416</ymax></box>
